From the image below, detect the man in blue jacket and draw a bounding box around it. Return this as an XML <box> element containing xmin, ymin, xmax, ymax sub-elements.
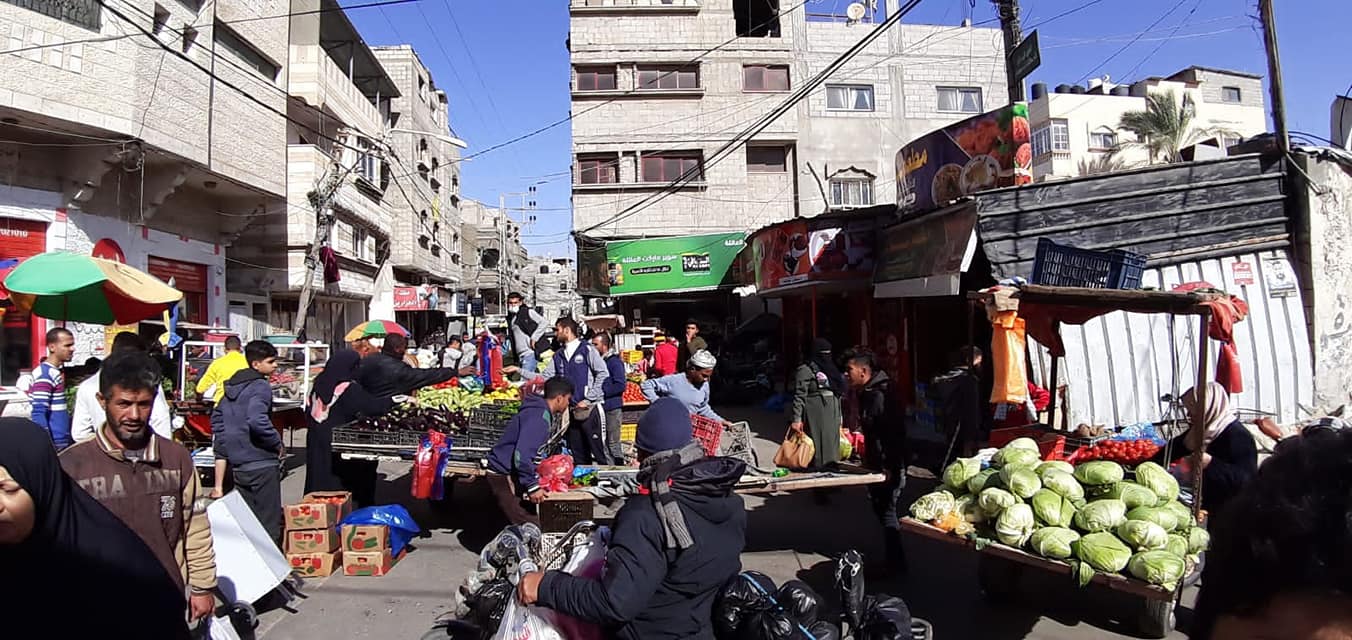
<box><xmin>486</xmin><ymin>377</ymin><xmax>573</xmax><ymax>525</ymax></box>
<box><xmin>518</xmin><ymin>398</ymin><xmax>747</xmax><ymax>639</ymax></box>
<box><xmin>592</xmin><ymin>331</ymin><xmax>627</xmax><ymax>462</ymax></box>
<box><xmin>212</xmin><ymin>340</ymin><xmax>284</xmax><ymax>544</ymax></box>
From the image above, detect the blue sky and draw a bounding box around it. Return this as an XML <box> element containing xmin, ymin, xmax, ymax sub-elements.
<box><xmin>346</xmin><ymin>0</ymin><xmax>1350</xmax><ymax>257</ymax></box>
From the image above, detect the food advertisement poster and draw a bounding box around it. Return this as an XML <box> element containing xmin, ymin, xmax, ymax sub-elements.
<box><xmin>577</xmin><ymin>233</ymin><xmax>746</xmax><ymax>296</ymax></box>
<box><xmin>895</xmin><ymin>102</ymin><xmax>1032</xmax><ymax>215</ymax></box>
<box><xmin>751</xmin><ymin>218</ymin><xmax>876</xmax><ymax>292</ymax></box>
<box><xmin>874</xmin><ymin>208</ymin><xmax>978</xmax><ymax>283</ymax></box>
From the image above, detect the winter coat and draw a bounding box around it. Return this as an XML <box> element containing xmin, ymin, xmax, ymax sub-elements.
<box><xmin>1168</xmin><ymin>420</ymin><xmax>1258</xmax><ymax>514</ymax></box>
<box><xmin>211</xmin><ymin>368</ymin><xmax>281</xmax><ymax>470</ymax></box>
<box><xmin>858</xmin><ymin>371</ymin><xmax>905</xmax><ymax>472</ymax></box>
<box><xmin>601</xmin><ymin>353</ymin><xmax>627</xmax><ymax>411</ymax></box>
<box><xmin>487</xmin><ymin>394</ymin><xmax>554</xmax><ymax>494</ymax></box>
<box><xmin>790</xmin><ymin>362</ymin><xmax>842</xmax><ymax>469</ymax></box>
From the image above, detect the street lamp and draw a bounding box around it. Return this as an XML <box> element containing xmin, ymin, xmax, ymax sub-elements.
<box><xmin>388</xmin><ymin>128</ymin><xmax>468</xmax><ymax>149</ymax></box>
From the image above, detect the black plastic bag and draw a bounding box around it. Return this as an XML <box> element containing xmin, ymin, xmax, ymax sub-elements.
<box><xmin>743</xmin><ymin>609</ymin><xmax>796</xmax><ymax>640</ymax></box>
<box><xmin>715</xmin><ymin>571</ymin><xmax>778</xmax><ymax>639</ymax></box>
<box><xmin>856</xmin><ymin>596</ymin><xmax>913</xmax><ymax>640</ymax></box>
<box><xmin>776</xmin><ymin>580</ymin><xmax>821</xmax><ymax>625</ymax></box>
<box><xmin>806</xmin><ymin>620</ymin><xmax>841</xmax><ymax>640</ymax></box>
<box><xmin>464</xmin><ymin>579</ymin><xmax>512</xmax><ymax>632</ymax></box>
<box><xmin>834</xmin><ymin>550</ymin><xmax>866</xmax><ymax>629</ymax></box>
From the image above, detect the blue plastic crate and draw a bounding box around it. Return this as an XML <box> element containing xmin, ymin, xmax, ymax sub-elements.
<box><xmin>1031</xmin><ymin>238</ymin><xmax>1147</xmax><ymax>289</ymax></box>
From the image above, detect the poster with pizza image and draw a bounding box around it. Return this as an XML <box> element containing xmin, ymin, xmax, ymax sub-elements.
<box><xmin>751</xmin><ymin>220</ymin><xmax>810</xmax><ymax>290</ymax></box>
<box><xmin>895</xmin><ymin>102</ymin><xmax>1032</xmax><ymax>215</ymax></box>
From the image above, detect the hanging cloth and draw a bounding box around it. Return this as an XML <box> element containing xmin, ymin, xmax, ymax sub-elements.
<box><xmin>320</xmin><ymin>246</ymin><xmax>341</xmax><ymax>283</ymax></box>
<box><xmin>989</xmin><ymin>310</ymin><xmax>1029</xmax><ymax>405</ymax></box>
<box><xmin>1172</xmin><ymin>283</ymin><xmax>1249</xmax><ymax>394</ymax></box>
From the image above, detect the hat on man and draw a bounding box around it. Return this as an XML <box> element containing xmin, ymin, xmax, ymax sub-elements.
<box><xmin>636</xmin><ymin>397</ymin><xmax>694</xmax><ymax>454</ymax></box>
<box><xmin>689</xmin><ymin>349</ymin><xmax>717</xmax><ymax>370</ymax></box>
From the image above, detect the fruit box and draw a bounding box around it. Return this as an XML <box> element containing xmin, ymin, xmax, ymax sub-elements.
<box><xmin>342</xmin><ymin>550</ymin><xmax>402</xmax><ymax>577</ymax></box>
<box><xmin>284</xmin><ymin>491</ymin><xmax>352</xmax><ymax>531</ymax></box>
<box><xmin>287</xmin><ymin>528</ymin><xmax>339</xmax><ymax>554</ymax></box>
<box><xmin>287</xmin><ymin>551</ymin><xmax>341</xmax><ymax>577</ymax></box>
<box><xmin>342</xmin><ymin>524</ymin><xmax>389</xmax><ymax>552</ymax></box>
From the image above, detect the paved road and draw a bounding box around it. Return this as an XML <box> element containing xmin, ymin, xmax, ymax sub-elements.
<box><xmin>253</xmin><ymin>409</ymin><xmax>1196</xmax><ymax>640</ymax></box>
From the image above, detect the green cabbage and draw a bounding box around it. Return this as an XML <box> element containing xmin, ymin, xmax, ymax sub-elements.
<box><xmin>993</xmin><ymin>447</ymin><xmax>1042</xmax><ymax>470</ymax></box>
<box><xmin>909</xmin><ymin>490</ymin><xmax>956</xmax><ymax>521</ymax></box>
<box><xmin>1161</xmin><ymin>500</ymin><xmax>1194</xmax><ymax>529</ymax></box>
<box><xmin>943</xmin><ymin>457</ymin><xmax>981</xmax><ymax>493</ymax></box>
<box><xmin>1031</xmin><ymin>489</ymin><xmax>1075</xmax><ymax>528</ymax></box>
<box><xmin>1116</xmin><ymin>520</ymin><xmax>1169</xmax><ymax>550</ymax></box>
<box><xmin>1164</xmin><ymin>534</ymin><xmax>1189</xmax><ymax>557</ymax></box>
<box><xmin>1029</xmin><ymin>527</ymin><xmax>1081</xmax><ymax>559</ymax></box>
<box><xmin>1074</xmin><ymin>461</ymin><xmax>1125</xmax><ymax>486</ymax></box>
<box><xmin>1074</xmin><ymin>499</ymin><xmax>1128</xmax><ymax>533</ymax></box>
<box><xmin>1134</xmin><ymin>461</ymin><xmax>1180</xmax><ymax>503</ymax></box>
<box><xmin>1001</xmin><ymin>467</ymin><xmax>1043</xmax><ymax>499</ymax></box>
<box><xmin>1188</xmin><ymin>527</ymin><xmax>1211</xmax><ymax>554</ymax></box>
<box><xmin>1126</xmin><ymin>506</ymin><xmax>1181</xmax><ymax>532</ymax></box>
<box><xmin>1109</xmin><ymin>482</ymin><xmax>1159</xmax><ymax>510</ymax></box>
<box><xmin>1042</xmin><ymin>470</ymin><xmax>1085</xmax><ymax>501</ymax></box>
<box><xmin>1127</xmin><ymin>550</ymin><xmax>1187</xmax><ymax>587</ymax></box>
<box><xmin>967</xmin><ymin>468</ymin><xmax>1001</xmax><ymax>494</ymax></box>
<box><xmin>978</xmin><ymin>487</ymin><xmax>1019</xmax><ymax>517</ymax></box>
<box><xmin>1004</xmin><ymin>437</ymin><xmax>1042</xmax><ymax>453</ymax></box>
<box><xmin>995</xmin><ymin>503</ymin><xmax>1036</xmax><ymax>547</ymax></box>
<box><xmin>1036</xmin><ymin>460</ymin><xmax>1075</xmax><ymax>478</ymax></box>
<box><xmin>1074</xmin><ymin>532</ymin><xmax>1133</xmax><ymax>573</ymax></box>
<box><xmin>955</xmin><ymin>494</ymin><xmax>986</xmax><ymax>524</ymax></box>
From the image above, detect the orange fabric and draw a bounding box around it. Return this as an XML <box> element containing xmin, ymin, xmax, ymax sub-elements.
<box><xmin>1172</xmin><ymin>283</ymin><xmax>1249</xmax><ymax>394</ymax></box>
<box><xmin>990</xmin><ymin>310</ymin><xmax>1029</xmax><ymax>404</ymax></box>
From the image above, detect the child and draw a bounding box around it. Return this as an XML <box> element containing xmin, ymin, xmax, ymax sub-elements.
<box><xmin>211</xmin><ymin>340</ymin><xmax>283</xmax><ymax>544</ymax></box>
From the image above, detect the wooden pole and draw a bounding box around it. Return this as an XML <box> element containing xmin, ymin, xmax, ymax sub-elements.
<box><xmin>1188</xmin><ymin>310</ymin><xmax>1211</xmax><ymax>517</ymax></box>
<box><xmin>1258</xmin><ymin>0</ymin><xmax>1290</xmax><ymax>154</ymax></box>
<box><xmin>1046</xmin><ymin>321</ymin><xmax>1060</xmax><ymax>431</ymax></box>
<box><xmin>991</xmin><ymin>0</ymin><xmax>1025</xmax><ymax>103</ymax></box>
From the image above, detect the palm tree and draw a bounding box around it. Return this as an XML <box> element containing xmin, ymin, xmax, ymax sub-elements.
<box><xmin>1116</xmin><ymin>90</ymin><xmax>1226</xmax><ymax>163</ymax></box>
<box><xmin>1078</xmin><ymin>151</ymin><xmax>1131</xmax><ymax>176</ymax></box>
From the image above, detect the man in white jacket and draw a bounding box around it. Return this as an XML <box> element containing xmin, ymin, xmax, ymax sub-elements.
<box><xmin>71</xmin><ymin>332</ymin><xmax>174</xmax><ymax>443</ymax></box>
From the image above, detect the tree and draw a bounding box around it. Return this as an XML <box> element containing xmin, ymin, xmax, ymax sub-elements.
<box><xmin>1116</xmin><ymin>90</ymin><xmax>1228</xmax><ymax>164</ymax></box>
<box><xmin>1078</xmin><ymin>152</ymin><xmax>1131</xmax><ymax>176</ymax></box>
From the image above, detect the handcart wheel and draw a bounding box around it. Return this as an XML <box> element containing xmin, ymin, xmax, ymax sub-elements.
<box><xmin>1138</xmin><ymin>598</ymin><xmax>1177</xmax><ymax>639</ymax></box>
<box><xmin>976</xmin><ymin>555</ymin><xmax>1021</xmax><ymax>603</ymax></box>
<box><xmin>226</xmin><ymin>600</ymin><xmax>258</xmax><ymax>630</ymax></box>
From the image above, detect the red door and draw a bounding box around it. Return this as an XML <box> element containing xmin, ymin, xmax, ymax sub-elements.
<box><xmin>0</xmin><ymin>219</ymin><xmax>49</xmax><ymax>384</ymax></box>
<box><xmin>147</xmin><ymin>256</ymin><xmax>209</xmax><ymax>324</ymax></box>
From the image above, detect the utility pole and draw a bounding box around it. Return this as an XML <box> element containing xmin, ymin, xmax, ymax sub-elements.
<box><xmin>1258</xmin><ymin>0</ymin><xmax>1289</xmax><ymax>154</ymax></box>
<box><xmin>991</xmin><ymin>0</ymin><xmax>1025</xmax><ymax>102</ymax></box>
<box><xmin>291</xmin><ymin>162</ymin><xmax>356</xmax><ymax>337</ymax></box>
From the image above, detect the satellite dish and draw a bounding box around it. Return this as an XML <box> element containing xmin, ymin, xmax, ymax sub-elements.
<box><xmin>845</xmin><ymin>2</ymin><xmax>867</xmax><ymax>21</ymax></box>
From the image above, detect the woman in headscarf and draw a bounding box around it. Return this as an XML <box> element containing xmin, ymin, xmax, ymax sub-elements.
<box><xmin>305</xmin><ymin>349</ymin><xmax>395</xmax><ymax>506</ymax></box>
<box><xmin>789</xmin><ymin>338</ymin><xmax>844</xmax><ymax>469</ymax></box>
<box><xmin>1170</xmin><ymin>381</ymin><xmax>1258</xmax><ymax>515</ymax></box>
<box><xmin>1</xmin><ymin>418</ymin><xmax>191</xmax><ymax>638</ymax></box>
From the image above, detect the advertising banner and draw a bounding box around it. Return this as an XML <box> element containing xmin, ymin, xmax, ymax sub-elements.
<box><xmin>577</xmin><ymin>233</ymin><xmax>746</xmax><ymax>296</ymax></box>
<box><xmin>751</xmin><ymin>217</ymin><xmax>876</xmax><ymax>292</ymax></box>
<box><xmin>896</xmin><ymin>102</ymin><xmax>1032</xmax><ymax>215</ymax></box>
<box><xmin>392</xmin><ymin>286</ymin><xmax>426</xmax><ymax>311</ymax></box>
<box><xmin>874</xmin><ymin>207</ymin><xmax>979</xmax><ymax>283</ymax></box>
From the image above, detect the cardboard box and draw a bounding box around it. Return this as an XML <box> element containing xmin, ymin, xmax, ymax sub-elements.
<box><xmin>284</xmin><ymin>491</ymin><xmax>352</xmax><ymax>531</ymax></box>
<box><xmin>287</xmin><ymin>551</ymin><xmax>341</xmax><ymax>577</ymax></box>
<box><xmin>342</xmin><ymin>524</ymin><xmax>389</xmax><ymax>552</ymax></box>
<box><xmin>343</xmin><ymin>550</ymin><xmax>401</xmax><ymax>577</ymax></box>
<box><xmin>287</xmin><ymin>528</ymin><xmax>339</xmax><ymax>554</ymax></box>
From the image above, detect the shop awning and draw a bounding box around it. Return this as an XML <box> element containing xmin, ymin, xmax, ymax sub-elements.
<box><xmin>577</xmin><ymin>232</ymin><xmax>746</xmax><ymax>297</ymax></box>
<box><xmin>744</xmin><ymin>209</ymin><xmax>885</xmax><ymax>297</ymax></box>
<box><xmin>872</xmin><ymin>203</ymin><xmax>979</xmax><ymax>298</ymax></box>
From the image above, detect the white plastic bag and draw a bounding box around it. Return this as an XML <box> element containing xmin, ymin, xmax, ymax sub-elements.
<box><xmin>490</xmin><ymin>527</ymin><xmax>611</xmax><ymax>640</ymax></box>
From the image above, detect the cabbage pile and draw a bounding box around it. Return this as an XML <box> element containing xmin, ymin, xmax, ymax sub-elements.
<box><xmin>907</xmin><ymin>438</ymin><xmax>1209</xmax><ymax>590</ymax></box>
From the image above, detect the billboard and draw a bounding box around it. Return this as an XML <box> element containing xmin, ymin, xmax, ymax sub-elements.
<box><xmin>895</xmin><ymin>102</ymin><xmax>1032</xmax><ymax>215</ymax></box>
<box><xmin>750</xmin><ymin>217</ymin><xmax>876</xmax><ymax>292</ymax></box>
<box><xmin>577</xmin><ymin>233</ymin><xmax>746</xmax><ymax>296</ymax></box>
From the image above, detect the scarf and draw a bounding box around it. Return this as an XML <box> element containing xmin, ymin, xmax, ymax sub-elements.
<box><xmin>309</xmin><ymin>349</ymin><xmax>362</xmax><ymax>424</ymax></box>
<box><xmin>1182</xmin><ymin>381</ymin><xmax>1237</xmax><ymax>445</ymax></box>
<box><xmin>635</xmin><ymin>440</ymin><xmax>706</xmax><ymax>550</ymax></box>
<box><xmin>808</xmin><ymin>338</ymin><xmax>845</xmax><ymax>393</ymax></box>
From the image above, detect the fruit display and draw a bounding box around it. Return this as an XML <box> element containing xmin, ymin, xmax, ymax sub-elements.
<box><xmin>1068</xmin><ymin>439</ymin><xmax>1162</xmax><ymax>466</ymax></box>
<box><xmin>483</xmin><ymin>386</ymin><xmax>520</xmax><ymax>402</ymax></box>
<box><xmin>622</xmin><ymin>382</ymin><xmax>647</xmax><ymax>405</ymax></box>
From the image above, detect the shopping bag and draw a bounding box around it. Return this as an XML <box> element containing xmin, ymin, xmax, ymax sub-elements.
<box><xmin>412</xmin><ymin>430</ymin><xmax>450</xmax><ymax>500</ymax></box>
<box><xmin>774</xmin><ymin>430</ymin><xmax>815</xmax><ymax>470</ymax></box>
<box><xmin>839</xmin><ymin>429</ymin><xmax>854</xmax><ymax>460</ymax></box>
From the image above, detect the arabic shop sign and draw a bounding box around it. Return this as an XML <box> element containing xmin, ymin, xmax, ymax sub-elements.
<box><xmin>4</xmin><ymin>0</ymin><xmax>101</xmax><ymax>31</ymax></box>
<box><xmin>577</xmin><ymin>232</ymin><xmax>746</xmax><ymax>296</ymax></box>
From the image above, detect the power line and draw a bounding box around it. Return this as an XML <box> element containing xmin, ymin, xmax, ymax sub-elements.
<box><xmin>1075</xmin><ymin>0</ymin><xmax>1190</xmax><ymax>83</ymax></box>
<box><xmin>1120</xmin><ymin>0</ymin><xmax>1207</xmax><ymax>82</ymax></box>
<box><xmin>1023</xmin><ymin>0</ymin><xmax>1110</xmax><ymax>30</ymax></box>
<box><xmin>439</xmin><ymin>0</ymin><xmax>528</xmax><ymax>177</ymax></box>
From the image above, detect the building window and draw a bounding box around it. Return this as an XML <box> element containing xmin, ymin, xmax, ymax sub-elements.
<box><xmin>577</xmin><ymin>154</ymin><xmax>618</xmax><ymax>185</ymax></box>
<box><xmin>1221</xmin><ymin>86</ymin><xmax>1242</xmax><ymax>103</ymax></box>
<box><xmin>937</xmin><ymin>86</ymin><xmax>983</xmax><ymax>113</ymax></box>
<box><xmin>353</xmin><ymin>137</ymin><xmax>379</xmax><ymax>185</ymax></box>
<box><xmin>735</xmin><ymin>0</ymin><xmax>781</xmax><ymax>37</ymax></box>
<box><xmin>743</xmin><ymin>65</ymin><xmax>789</xmax><ymax>92</ymax></box>
<box><xmin>1051</xmin><ymin>120</ymin><xmax>1070</xmax><ymax>151</ymax></box>
<box><xmin>826</xmin><ymin>84</ymin><xmax>874</xmax><ymax>111</ymax></box>
<box><xmin>1032</xmin><ymin>120</ymin><xmax>1070</xmax><ymax>155</ymax></box>
<box><xmin>351</xmin><ymin>225</ymin><xmax>371</xmax><ymax>262</ymax></box>
<box><xmin>1089</xmin><ymin>128</ymin><xmax>1117</xmax><ymax>150</ymax></box>
<box><xmin>1221</xmin><ymin>134</ymin><xmax>1242</xmax><ymax>148</ymax></box>
<box><xmin>214</xmin><ymin>20</ymin><xmax>279</xmax><ymax>81</ymax></box>
<box><xmin>640</xmin><ymin>152</ymin><xmax>703</xmax><ymax>183</ymax></box>
<box><xmin>574</xmin><ymin>65</ymin><xmax>617</xmax><ymax>92</ymax></box>
<box><xmin>637</xmin><ymin>65</ymin><xmax>700</xmax><ymax>91</ymax></box>
<box><xmin>830</xmin><ymin>178</ymin><xmax>873</xmax><ymax>208</ymax></box>
<box><xmin>746</xmin><ymin>145</ymin><xmax>787</xmax><ymax>173</ymax></box>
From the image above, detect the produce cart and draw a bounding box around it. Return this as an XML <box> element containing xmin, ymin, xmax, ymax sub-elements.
<box><xmin>904</xmin><ymin>284</ymin><xmax>1223</xmax><ymax>638</ymax></box>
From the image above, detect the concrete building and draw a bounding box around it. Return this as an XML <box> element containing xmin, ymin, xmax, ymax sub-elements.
<box><xmin>460</xmin><ymin>198</ymin><xmax>529</xmax><ymax>315</ymax></box>
<box><xmin>568</xmin><ymin>0</ymin><xmax>1008</xmax><ymax>238</ymax></box>
<box><xmin>0</xmin><ymin>0</ymin><xmax>288</xmax><ymax>372</ymax></box>
<box><xmin>1333</xmin><ymin>95</ymin><xmax>1352</xmax><ymax>150</ymax></box>
<box><xmin>524</xmin><ymin>256</ymin><xmax>583</xmax><ymax>321</ymax></box>
<box><xmin>1028</xmin><ymin>66</ymin><xmax>1267</xmax><ymax>180</ymax></box>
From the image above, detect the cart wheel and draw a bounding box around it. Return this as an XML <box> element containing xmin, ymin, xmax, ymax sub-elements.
<box><xmin>226</xmin><ymin>600</ymin><xmax>258</xmax><ymax>631</ymax></box>
<box><xmin>1138</xmin><ymin>599</ymin><xmax>1176</xmax><ymax>639</ymax></box>
<box><xmin>977</xmin><ymin>555</ymin><xmax>1021</xmax><ymax>603</ymax></box>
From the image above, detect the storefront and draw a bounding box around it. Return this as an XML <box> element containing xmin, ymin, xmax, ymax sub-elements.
<box><xmin>147</xmin><ymin>256</ymin><xmax>209</xmax><ymax>324</ymax></box>
<box><xmin>0</xmin><ymin>186</ymin><xmax>66</xmax><ymax>384</ymax></box>
<box><xmin>393</xmin><ymin>284</ymin><xmax>451</xmax><ymax>347</ymax></box>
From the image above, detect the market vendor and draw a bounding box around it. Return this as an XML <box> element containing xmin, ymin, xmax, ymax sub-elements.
<box><xmin>486</xmin><ymin>377</ymin><xmax>573</xmax><ymax>525</ymax></box>
<box><xmin>640</xmin><ymin>350</ymin><xmax>730</xmax><ymax>427</ymax></box>
<box><xmin>304</xmin><ymin>349</ymin><xmax>394</xmax><ymax>507</ymax></box>
<box><xmin>846</xmin><ymin>351</ymin><xmax>908</xmax><ymax>577</ymax></box>
<box><xmin>517</xmin><ymin>398</ymin><xmax>747</xmax><ymax>640</ymax></box>
<box><xmin>441</xmin><ymin>335</ymin><xmax>479</xmax><ymax>378</ymax></box>
<box><xmin>195</xmin><ymin>336</ymin><xmax>247</xmax><ymax>403</ymax></box>
<box><xmin>1168</xmin><ymin>381</ymin><xmax>1258</xmax><ymax>515</ymax></box>
<box><xmin>504</xmin><ymin>318</ymin><xmax>611</xmax><ymax>465</ymax></box>
<box><xmin>357</xmin><ymin>334</ymin><xmax>460</xmax><ymax>399</ymax></box>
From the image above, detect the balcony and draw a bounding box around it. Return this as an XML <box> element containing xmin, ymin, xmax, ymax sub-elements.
<box><xmin>570</xmin><ymin>0</ymin><xmax>699</xmax><ymax>13</ymax></box>
<box><xmin>287</xmin><ymin>144</ymin><xmax>392</xmax><ymax>238</ymax></box>
<box><xmin>289</xmin><ymin>44</ymin><xmax>386</xmax><ymax>137</ymax></box>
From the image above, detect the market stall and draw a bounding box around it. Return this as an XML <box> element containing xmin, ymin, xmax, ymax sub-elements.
<box><xmin>901</xmin><ymin>284</ymin><xmax>1220</xmax><ymax>638</ymax></box>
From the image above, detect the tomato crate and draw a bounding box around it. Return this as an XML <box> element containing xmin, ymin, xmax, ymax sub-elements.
<box><xmin>690</xmin><ymin>414</ymin><xmax>724</xmax><ymax>457</ymax></box>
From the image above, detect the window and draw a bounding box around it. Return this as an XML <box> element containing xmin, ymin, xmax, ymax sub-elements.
<box><xmin>826</xmin><ymin>85</ymin><xmax>874</xmax><ymax>111</ymax></box>
<box><xmin>1033</xmin><ymin>120</ymin><xmax>1070</xmax><ymax>155</ymax></box>
<box><xmin>539</xmin><ymin>265</ymin><xmax>550</xmax><ymax>275</ymax></box>
<box><xmin>574</xmin><ymin>65</ymin><xmax>617</xmax><ymax>91</ymax></box>
<box><xmin>1221</xmin><ymin>134</ymin><xmax>1242</xmax><ymax>148</ymax></box>
<box><xmin>577</xmin><ymin>155</ymin><xmax>618</xmax><ymax>185</ymax></box>
<box><xmin>350</xmin><ymin>225</ymin><xmax>371</xmax><ymax>262</ymax></box>
<box><xmin>746</xmin><ymin>145</ymin><xmax>787</xmax><ymax>172</ymax></box>
<box><xmin>1051</xmin><ymin>120</ymin><xmax>1070</xmax><ymax>151</ymax></box>
<box><xmin>1089</xmin><ymin>128</ymin><xmax>1117</xmax><ymax>150</ymax></box>
<box><xmin>830</xmin><ymin>178</ymin><xmax>873</xmax><ymax>208</ymax></box>
<box><xmin>353</xmin><ymin>137</ymin><xmax>379</xmax><ymax>185</ymax></box>
<box><xmin>743</xmin><ymin>65</ymin><xmax>789</xmax><ymax>92</ymax></box>
<box><xmin>735</xmin><ymin>0</ymin><xmax>781</xmax><ymax>37</ymax></box>
<box><xmin>937</xmin><ymin>86</ymin><xmax>983</xmax><ymax>113</ymax></box>
<box><xmin>214</xmin><ymin>21</ymin><xmax>279</xmax><ymax>81</ymax></box>
<box><xmin>1221</xmin><ymin>86</ymin><xmax>1242</xmax><ymax>103</ymax></box>
<box><xmin>640</xmin><ymin>152</ymin><xmax>702</xmax><ymax>183</ymax></box>
<box><xmin>637</xmin><ymin>65</ymin><xmax>699</xmax><ymax>91</ymax></box>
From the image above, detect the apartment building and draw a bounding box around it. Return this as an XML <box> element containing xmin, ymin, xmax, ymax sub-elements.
<box><xmin>0</xmin><ymin>0</ymin><xmax>287</xmax><ymax>372</ymax></box>
<box><xmin>460</xmin><ymin>198</ymin><xmax>529</xmax><ymax>315</ymax></box>
<box><xmin>1028</xmin><ymin>66</ymin><xmax>1267</xmax><ymax>180</ymax></box>
<box><xmin>524</xmin><ymin>256</ymin><xmax>583</xmax><ymax>320</ymax></box>
<box><xmin>568</xmin><ymin>0</ymin><xmax>1007</xmax><ymax>240</ymax></box>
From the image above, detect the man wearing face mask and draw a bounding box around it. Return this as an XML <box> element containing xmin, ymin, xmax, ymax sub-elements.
<box><xmin>506</xmin><ymin>292</ymin><xmax>548</xmax><ymax>374</ymax></box>
<box><xmin>441</xmin><ymin>335</ymin><xmax>479</xmax><ymax>378</ymax></box>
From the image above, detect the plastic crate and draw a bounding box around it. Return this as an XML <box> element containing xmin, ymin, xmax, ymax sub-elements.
<box><xmin>619</xmin><ymin>423</ymin><xmax>637</xmax><ymax>443</ymax></box>
<box><xmin>690</xmin><ymin>414</ymin><xmax>723</xmax><ymax>457</ymax></box>
<box><xmin>469</xmin><ymin>407</ymin><xmax>514</xmax><ymax>429</ymax></box>
<box><xmin>331</xmin><ymin>426</ymin><xmax>425</xmax><ymax>448</ymax></box>
<box><xmin>1031</xmin><ymin>238</ymin><xmax>1147</xmax><ymax>289</ymax></box>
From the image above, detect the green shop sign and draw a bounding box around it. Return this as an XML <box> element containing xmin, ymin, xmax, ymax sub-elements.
<box><xmin>578</xmin><ymin>233</ymin><xmax>746</xmax><ymax>296</ymax></box>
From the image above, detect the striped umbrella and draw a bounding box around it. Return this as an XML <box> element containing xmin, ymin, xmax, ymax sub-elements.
<box><xmin>344</xmin><ymin>319</ymin><xmax>410</xmax><ymax>342</ymax></box>
<box><xmin>4</xmin><ymin>252</ymin><xmax>183</xmax><ymax>324</ymax></box>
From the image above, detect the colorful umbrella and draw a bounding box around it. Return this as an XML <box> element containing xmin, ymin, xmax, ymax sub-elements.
<box><xmin>3</xmin><ymin>252</ymin><xmax>183</xmax><ymax>324</ymax></box>
<box><xmin>344</xmin><ymin>319</ymin><xmax>410</xmax><ymax>342</ymax></box>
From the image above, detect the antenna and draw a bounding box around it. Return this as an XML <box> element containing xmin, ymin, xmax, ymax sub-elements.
<box><xmin>845</xmin><ymin>2</ymin><xmax>867</xmax><ymax>23</ymax></box>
